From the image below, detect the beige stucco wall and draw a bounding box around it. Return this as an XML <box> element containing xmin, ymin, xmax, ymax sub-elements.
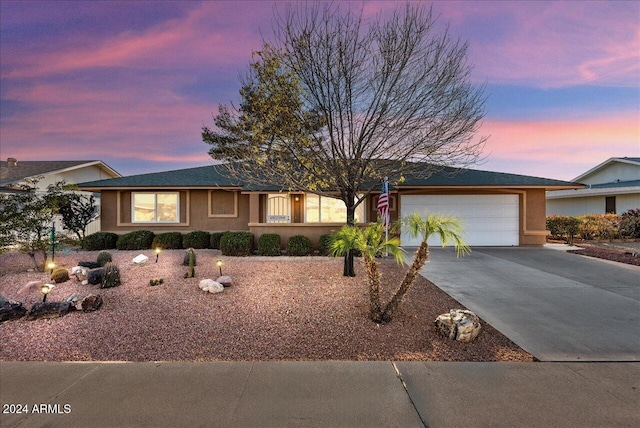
<box><xmin>521</xmin><ymin>189</ymin><xmax>548</xmax><ymax>246</ymax></box>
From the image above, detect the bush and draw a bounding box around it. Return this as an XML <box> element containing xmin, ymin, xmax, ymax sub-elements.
<box><xmin>101</xmin><ymin>263</ymin><xmax>121</xmax><ymax>288</ymax></box>
<box><xmin>51</xmin><ymin>267</ymin><xmax>70</xmax><ymax>283</ymax></box>
<box><xmin>318</xmin><ymin>234</ymin><xmax>333</xmax><ymax>256</ymax></box>
<box><xmin>578</xmin><ymin>214</ymin><xmax>620</xmax><ymax>240</ymax></box>
<box><xmin>116</xmin><ymin>230</ymin><xmax>155</xmax><ymax>250</ymax></box>
<box><xmin>182</xmin><ymin>248</ymin><xmax>197</xmax><ymax>266</ymax></box>
<box><xmin>152</xmin><ymin>232</ymin><xmax>183</xmax><ymax>250</ymax></box>
<box><xmin>220</xmin><ymin>232</ymin><xmax>254</xmax><ymax>256</ymax></box>
<box><xmin>620</xmin><ymin>209</ymin><xmax>640</xmax><ymax>238</ymax></box>
<box><xmin>183</xmin><ymin>231</ymin><xmax>211</xmax><ymax>249</ymax></box>
<box><xmin>286</xmin><ymin>235</ymin><xmax>312</xmax><ymax>256</ymax></box>
<box><xmin>96</xmin><ymin>251</ymin><xmax>113</xmax><ymax>267</ymax></box>
<box><xmin>257</xmin><ymin>233</ymin><xmax>281</xmax><ymax>256</ymax></box>
<box><xmin>546</xmin><ymin>215</ymin><xmax>581</xmax><ymax>244</ymax></box>
<box><xmin>210</xmin><ymin>232</ymin><xmax>227</xmax><ymax>250</ymax></box>
<box><xmin>82</xmin><ymin>232</ymin><xmax>119</xmax><ymax>250</ymax></box>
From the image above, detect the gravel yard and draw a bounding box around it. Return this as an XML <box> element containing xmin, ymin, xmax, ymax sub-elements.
<box><xmin>0</xmin><ymin>249</ymin><xmax>532</xmax><ymax>362</ymax></box>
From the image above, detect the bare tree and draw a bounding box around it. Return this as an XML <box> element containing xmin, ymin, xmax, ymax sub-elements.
<box><xmin>203</xmin><ymin>2</ymin><xmax>486</xmax><ymax>275</ymax></box>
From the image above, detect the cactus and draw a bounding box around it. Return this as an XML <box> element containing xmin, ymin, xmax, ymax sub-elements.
<box><xmin>184</xmin><ymin>248</ymin><xmax>195</xmax><ymax>278</ymax></box>
<box><xmin>101</xmin><ymin>263</ymin><xmax>121</xmax><ymax>288</ymax></box>
<box><xmin>51</xmin><ymin>267</ymin><xmax>70</xmax><ymax>283</ymax></box>
<box><xmin>96</xmin><ymin>251</ymin><xmax>113</xmax><ymax>267</ymax></box>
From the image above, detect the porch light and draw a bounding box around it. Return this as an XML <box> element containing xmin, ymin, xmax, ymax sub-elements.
<box><xmin>41</xmin><ymin>283</ymin><xmax>54</xmax><ymax>302</ymax></box>
<box><xmin>155</xmin><ymin>247</ymin><xmax>161</xmax><ymax>263</ymax></box>
<box><xmin>216</xmin><ymin>259</ymin><xmax>223</xmax><ymax>276</ymax></box>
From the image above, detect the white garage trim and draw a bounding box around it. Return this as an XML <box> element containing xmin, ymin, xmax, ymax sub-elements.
<box><xmin>400</xmin><ymin>194</ymin><xmax>519</xmax><ymax>246</ymax></box>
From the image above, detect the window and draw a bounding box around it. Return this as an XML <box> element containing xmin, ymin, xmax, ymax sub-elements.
<box><xmin>305</xmin><ymin>194</ymin><xmax>365</xmax><ymax>223</ymax></box>
<box><xmin>605</xmin><ymin>196</ymin><xmax>616</xmax><ymax>214</ymax></box>
<box><xmin>132</xmin><ymin>192</ymin><xmax>179</xmax><ymax>223</ymax></box>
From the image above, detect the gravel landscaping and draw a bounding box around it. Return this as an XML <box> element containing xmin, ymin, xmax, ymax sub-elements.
<box><xmin>0</xmin><ymin>249</ymin><xmax>532</xmax><ymax>362</ymax></box>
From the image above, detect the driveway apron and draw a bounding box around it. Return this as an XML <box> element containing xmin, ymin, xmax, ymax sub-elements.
<box><xmin>409</xmin><ymin>247</ymin><xmax>640</xmax><ymax>361</ymax></box>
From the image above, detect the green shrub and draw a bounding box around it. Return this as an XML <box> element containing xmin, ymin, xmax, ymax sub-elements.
<box><xmin>182</xmin><ymin>248</ymin><xmax>197</xmax><ymax>266</ymax></box>
<box><xmin>51</xmin><ymin>267</ymin><xmax>70</xmax><ymax>283</ymax></box>
<box><xmin>257</xmin><ymin>233</ymin><xmax>281</xmax><ymax>256</ymax></box>
<box><xmin>96</xmin><ymin>251</ymin><xmax>113</xmax><ymax>267</ymax></box>
<box><xmin>286</xmin><ymin>235</ymin><xmax>312</xmax><ymax>256</ymax></box>
<box><xmin>152</xmin><ymin>232</ymin><xmax>183</xmax><ymax>249</ymax></box>
<box><xmin>578</xmin><ymin>214</ymin><xmax>620</xmax><ymax>240</ymax></box>
<box><xmin>220</xmin><ymin>232</ymin><xmax>254</xmax><ymax>256</ymax></box>
<box><xmin>318</xmin><ymin>234</ymin><xmax>333</xmax><ymax>256</ymax></box>
<box><xmin>620</xmin><ymin>209</ymin><xmax>640</xmax><ymax>238</ymax></box>
<box><xmin>101</xmin><ymin>263</ymin><xmax>121</xmax><ymax>288</ymax></box>
<box><xmin>210</xmin><ymin>232</ymin><xmax>228</xmax><ymax>250</ymax></box>
<box><xmin>183</xmin><ymin>231</ymin><xmax>211</xmax><ymax>249</ymax></box>
<box><xmin>116</xmin><ymin>230</ymin><xmax>155</xmax><ymax>250</ymax></box>
<box><xmin>82</xmin><ymin>232</ymin><xmax>119</xmax><ymax>250</ymax></box>
<box><xmin>546</xmin><ymin>215</ymin><xmax>581</xmax><ymax>244</ymax></box>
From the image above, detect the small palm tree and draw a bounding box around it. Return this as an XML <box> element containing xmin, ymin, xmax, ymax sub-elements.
<box><xmin>331</xmin><ymin>222</ymin><xmax>404</xmax><ymax>322</ymax></box>
<box><xmin>380</xmin><ymin>212</ymin><xmax>470</xmax><ymax>323</ymax></box>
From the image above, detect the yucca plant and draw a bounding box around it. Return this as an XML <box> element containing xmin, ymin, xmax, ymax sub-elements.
<box><xmin>101</xmin><ymin>263</ymin><xmax>121</xmax><ymax>288</ymax></box>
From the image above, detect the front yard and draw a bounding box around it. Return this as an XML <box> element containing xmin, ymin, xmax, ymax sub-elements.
<box><xmin>0</xmin><ymin>249</ymin><xmax>532</xmax><ymax>362</ymax></box>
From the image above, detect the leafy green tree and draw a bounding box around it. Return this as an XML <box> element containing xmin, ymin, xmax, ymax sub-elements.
<box><xmin>204</xmin><ymin>2</ymin><xmax>486</xmax><ymax>276</ymax></box>
<box><xmin>46</xmin><ymin>182</ymin><xmax>97</xmax><ymax>242</ymax></box>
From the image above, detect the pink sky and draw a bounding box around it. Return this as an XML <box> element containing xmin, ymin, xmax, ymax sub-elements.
<box><xmin>1</xmin><ymin>1</ymin><xmax>638</xmax><ymax>180</ymax></box>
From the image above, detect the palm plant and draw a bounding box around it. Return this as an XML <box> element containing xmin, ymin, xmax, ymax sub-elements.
<box><xmin>380</xmin><ymin>213</ymin><xmax>470</xmax><ymax>323</ymax></box>
<box><xmin>330</xmin><ymin>222</ymin><xmax>404</xmax><ymax>322</ymax></box>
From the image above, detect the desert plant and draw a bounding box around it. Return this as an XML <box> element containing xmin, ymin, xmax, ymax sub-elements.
<box><xmin>101</xmin><ymin>263</ymin><xmax>121</xmax><ymax>288</ymax></box>
<box><xmin>183</xmin><ymin>231</ymin><xmax>211</xmax><ymax>249</ymax></box>
<box><xmin>82</xmin><ymin>232</ymin><xmax>119</xmax><ymax>250</ymax></box>
<box><xmin>184</xmin><ymin>248</ymin><xmax>196</xmax><ymax>278</ymax></box>
<box><xmin>116</xmin><ymin>230</ymin><xmax>155</xmax><ymax>250</ymax></box>
<box><xmin>182</xmin><ymin>248</ymin><xmax>197</xmax><ymax>266</ymax></box>
<box><xmin>152</xmin><ymin>232</ymin><xmax>183</xmax><ymax>249</ymax></box>
<box><xmin>51</xmin><ymin>267</ymin><xmax>70</xmax><ymax>283</ymax></box>
<box><xmin>220</xmin><ymin>232</ymin><xmax>254</xmax><ymax>256</ymax></box>
<box><xmin>210</xmin><ymin>231</ymin><xmax>228</xmax><ymax>249</ymax></box>
<box><xmin>318</xmin><ymin>234</ymin><xmax>333</xmax><ymax>256</ymax></box>
<box><xmin>96</xmin><ymin>251</ymin><xmax>113</xmax><ymax>267</ymax></box>
<box><xmin>258</xmin><ymin>233</ymin><xmax>281</xmax><ymax>256</ymax></box>
<box><xmin>286</xmin><ymin>235</ymin><xmax>312</xmax><ymax>256</ymax></box>
<box><xmin>149</xmin><ymin>278</ymin><xmax>164</xmax><ymax>286</ymax></box>
<box><xmin>620</xmin><ymin>209</ymin><xmax>640</xmax><ymax>238</ymax></box>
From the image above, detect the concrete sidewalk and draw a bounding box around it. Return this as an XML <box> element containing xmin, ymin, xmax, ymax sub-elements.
<box><xmin>1</xmin><ymin>361</ymin><xmax>638</xmax><ymax>427</ymax></box>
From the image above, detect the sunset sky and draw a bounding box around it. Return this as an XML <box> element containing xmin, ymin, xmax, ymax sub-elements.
<box><xmin>1</xmin><ymin>1</ymin><xmax>638</xmax><ymax>181</ymax></box>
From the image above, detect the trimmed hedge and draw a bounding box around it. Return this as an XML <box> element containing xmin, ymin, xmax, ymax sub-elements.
<box><xmin>258</xmin><ymin>233</ymin><xmax>281</xmax><ymax>256</ymax></box>
<box><xmin>318</xmin><ymin>234</ymin><xmax>333</xmax><ymax>256</ymax></box>
<box><xmin>116</xmin><ymin>230</ymin><xmax>155</xmax><ymax>250</ymax></box>
<box><xmin>152</xmin><ymin>232</ymin><xmax>183</xmax><ymax>249</ymax></box>
<box><xmin>210</xmin><ymin>231</ymin><xmax>228</xmax><ymax>250</ymax></box>
<box><xmin>220</xmin><ymin>232</ymin><xmax>254</xmax><ymax>256</ymax></box>
<box><xmin>546</xmin><ymin>215</ymin><xmax>581</xmax><ymax>244</ymax></box>
<box><xmin>82</xmin><ymin>232</ymin><xmax>119</xmax><ymax>250</ymax></box>
<box><xmin>286</xmin><ymin>235</ymin><xmax>312</xmax><ymax>256</ymax></box>
<box><xmin>183</xmin><ymin>231</ymin><xmax>211</xmax><ymax>249</ymax></box>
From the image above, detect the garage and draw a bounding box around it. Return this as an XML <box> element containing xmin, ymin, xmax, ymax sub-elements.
<box><xmin>400</xmin><ymin>194</ymin><xmax>519</xmax><ymax>246</ymax></box>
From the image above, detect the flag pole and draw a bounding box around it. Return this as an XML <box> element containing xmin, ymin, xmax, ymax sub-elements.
<box><xmin>384</xmin><ymin>177</ymin><xmax>389</xmax><ymax>256</ymax></box>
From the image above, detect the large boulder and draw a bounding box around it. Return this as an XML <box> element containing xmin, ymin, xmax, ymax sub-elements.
<box><xmin>434</xmin><ymin>309</ymin><xmax>481</xmax><ymax>342</ymax></box>
<box><xmin>26</xmin><ymin>302</ymin><xmax>71</xmax><ymax>320</ymax></box>
<box><xmin>0</xmin><ymin>296</ymin><xmax>27</xmax><ymax>322</ymax></box>
<box><xmin>198</xmin><ymin>279</ymin><xmax>224</xmax><ymax>294</ymax></box>
<box><xmin>87</xmin><ymin>268</ymin><xmax>103</xmax><ymax>285</ymax></box>
<box><xmin>80</xmin><ymin>294</ymin><xmax>103</xmax><ymax>312</ymax></box>
<box><xmin>78</xmin><ymin>261</ymin><xmax>101</xmax><ymax>269</ymax></box>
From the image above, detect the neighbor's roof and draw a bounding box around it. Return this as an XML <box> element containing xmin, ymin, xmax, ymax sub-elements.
<box><xmin>546</xmin><ymin>179</ymin><xmax>640</xmax><ymax>199</ymax></box>
<box><xmin>573</xmin><ymin>157</ymin><xmax>640</xmax><ymax>182</ymax></box>
<box><xmin>78</xmin><ymin>163</ymin><xmax>581</xmax><ymax>191</ymax></box>
<box><xmin>0</xmin><ymin>160</ymin><xmax>121</xmax><ymax>186</ymax></box>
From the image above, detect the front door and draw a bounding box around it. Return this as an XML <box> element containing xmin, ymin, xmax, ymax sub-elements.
<box><xmin>292</xmin><ymin>194</ymin><xmax>303</xmax><ymax>223</ymax></box>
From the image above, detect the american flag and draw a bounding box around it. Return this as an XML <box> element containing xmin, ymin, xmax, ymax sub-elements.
<box><xmin>377</xmin><ymin>178</ymin><xmax>389</xmax><ymax>226</ymax></box>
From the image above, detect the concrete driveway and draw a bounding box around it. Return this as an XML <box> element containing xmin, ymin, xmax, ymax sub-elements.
<box><xmin>409</xmin><ymin>246</ymin><xmax>640</xmax><ymax>361</ymax></box>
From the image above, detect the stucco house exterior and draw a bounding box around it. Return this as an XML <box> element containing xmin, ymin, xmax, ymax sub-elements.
<box><xmin>0</xmin><ymin>158</ymin><xmax>121</xmax><ymax>234</ymax></box>
<box><xmin>78</xmin><ymin>163</ymin><xmax>579</xmax><ymax>248</ymax></box>
<box><xmin>546</xmin><ymin>157</ymin><xmax>640</xmax><ymax>216</ymax></box>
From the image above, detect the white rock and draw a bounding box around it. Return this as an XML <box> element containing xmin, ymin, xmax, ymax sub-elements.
<box><xmin>81</xmin><ymin>280</ymin><xmax>89</xmax><ymax>286</ymax></box>
<box><xmin>132</xmin><ymin>254</ymin><xmax>149</xmax><ymax>265</ymax></box>
<box><xmin>71</xmin><ymin>266</ymin><xmax>83</xmax><ymax>275</ymax></box>
<box><xmin>434</xmin><ymin>309</ymin><xmax>481</xmax><ymax>342</ymax></box>
<box><xmin>199</xmin><ymin>279</ymin><xmax>223</xmax><ymax>293</ymax></box>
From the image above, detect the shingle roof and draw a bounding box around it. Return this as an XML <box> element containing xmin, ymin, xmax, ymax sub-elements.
<box><xmin>0</xmin><ymin>160</ymin><xmax>119</xmax><ymax>186</ymax></box>
<box><xmin>78</xmin><ymin>163</ymin><xmax>580</xmax><ymax>190</ymax></box>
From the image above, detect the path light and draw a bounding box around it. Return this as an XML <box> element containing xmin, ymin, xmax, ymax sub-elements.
<box><xmin>41</xmin><ymin>283</ymin><xmax>54</xmax><ymax>302</ymax></box>
<box><xmin>216</xmin><ymin>259</ymin><xmax>223</xmax><ymax>276</ymax></box>
<box><xmin>47</xmin><ymin>261</ymin><xmax>56</xmax><ymax>274</ymax></box>
<box><xmin>155</xmin><ymin>247</ymin><xmax>161</xmax><ymax>263</ymax></box>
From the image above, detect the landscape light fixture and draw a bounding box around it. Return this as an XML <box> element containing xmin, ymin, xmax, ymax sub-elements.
<box><xmin>41</xmin><ymin>283</ymin><xmax>54</xmax><ymax>302</ymax></box>
<box><xmin>47</xmin><ymin>261</ymin><xmax>56</xmax><ymax>273</ymax></box>
<box><xmin>155</xmin><ymin>247</ymin><xmax>161</xmax><ymax>263</ymax></box>
<box><xmin>216</xmin><ymin>259</ymin><xmax>223</xmax><ymax>276</ymax></box>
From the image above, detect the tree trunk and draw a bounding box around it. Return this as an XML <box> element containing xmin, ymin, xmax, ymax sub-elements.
<box><xmin>381</xmin><ymin>243</ymin><xmax>429</xmax><ymax>323</ymax></box>
<box><xmin>364</xmin><ymin>257</ymin><xmax>383</xmax><ymax>322</ymax></box>
<box><xmin>27</xmin><ymin>251</ymin><xmax>40</xmax><ymax>272</ymax></box>
<box><xmin>343</xmin><ymin>200</ymin><xmax>356</xmax><ymax>277</ymax></box>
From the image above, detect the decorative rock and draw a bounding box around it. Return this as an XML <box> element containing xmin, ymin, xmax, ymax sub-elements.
<box><xmin>198</xmin><ymin>279</ymin><xmax>224</xmax><ymax>294</ymax></box>
<box><xmin>0</xmin><ymin>297</ymin><xmax>27</xmax><ymax>322</ymax></box>
<box><xmin>434</xmin><ymin>309</ymin><xmax>481</xmax><ymax>342</ymax></box>
<box><xmin>71</xmin><ymin>266</ymin><xmax>89</xmax><ymax>282</ymax></box>
<box><xmin>217</xmin><ymin>276</ymin><xmax>232</xmax><ymax>287</ymax></box>
<box><xmin>64</xmin><ymin>294</ymin><xmax>80</xmax><ymax>311</ymax></box>
<box><xmin>78</xmin><ymin>261</ymin><xmax>101</xmax><ymax>269</ymax></box>
<box><xmin>132</xmin><ymin>254</ymin><xmax>149</xmax><ymax>265</ymax></box>
<box><xmin>26</xmin><ymin>302</ymin><xmax>71</xmax><ymax>320</ymax></box>
<box><xmin>87</xmin><ymin>268</ymin><xmax>103</xmax><ymax>285</ymax></box>
<box><xmin>80</xmin><ymin>294</ymin><xmax>103</xmax><ymax>312</ymax></box>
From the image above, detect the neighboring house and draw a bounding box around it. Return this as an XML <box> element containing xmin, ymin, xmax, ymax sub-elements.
<box><xmin>0</xmin><ymin>158</ymin><xmax>121</xmax><ymax>235</ymax></box>
<box><xmin>546</xmin><ymin>157</ymin><xmax>640</xmax><ymax>216</ymax></box>
<box><xmin>78</xmin><ymin>163</ymin><xmax>580</xmax><ymax>247</ymax></box>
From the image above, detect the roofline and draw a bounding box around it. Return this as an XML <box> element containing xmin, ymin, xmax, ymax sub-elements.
<box><xmin>51</xmin><ymin>160</ymin><xmax>121</xmax><ymax>178</ymax></box>
<box><xmin>78</xmin><ymin>186</ymin><xmax>243</xmax><ymax>191</ymax></box>
<box><xmin>546</xmin><ymin>186</ymin><xmax>640</xmax><ymax>199</ymax></box>
<box><xmin>395</xmin><ymin>184</ymin><xmax>584</xmax><ymax>190</ymax></box>
<box><xmin>573</xmin><ymin>157</ymin><xmax>640</xmax><ymax>182</ymax></box>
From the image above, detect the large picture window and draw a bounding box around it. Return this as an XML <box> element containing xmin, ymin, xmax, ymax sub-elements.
<box><xmin>132</xmin><ymin>192</ymin><xmax>179</xmax><ymax>223</ymax></box>
<box><xmin>305</xmin><ymin>194</ymin><xmax>365</xmax><ymax>223</ymax></box>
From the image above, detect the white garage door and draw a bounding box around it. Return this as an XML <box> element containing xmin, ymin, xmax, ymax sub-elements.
<box><xmin>400</xmin><ymin>195</ymin><xmax>519</xmax><ymax>246</ymax></box>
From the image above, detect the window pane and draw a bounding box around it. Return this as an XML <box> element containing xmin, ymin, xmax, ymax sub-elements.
<box><xmin>133</xmin><ymin>194</ymin><xmax>155</xmax><ymax>222</ymax></box>
<box><xmin>305</xmin><ymin>194</ymin><xmax>320</xmax><ymax>223</ymax></box>
<box><xmin>321</xmin><ymin>196</ymin><xmax>347</xmax><ymax>223</ymax></box>
<box><xmin>157</xmin><ymin>193</ymin><xmax>178</xmax><ymax>221</ymax></box>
